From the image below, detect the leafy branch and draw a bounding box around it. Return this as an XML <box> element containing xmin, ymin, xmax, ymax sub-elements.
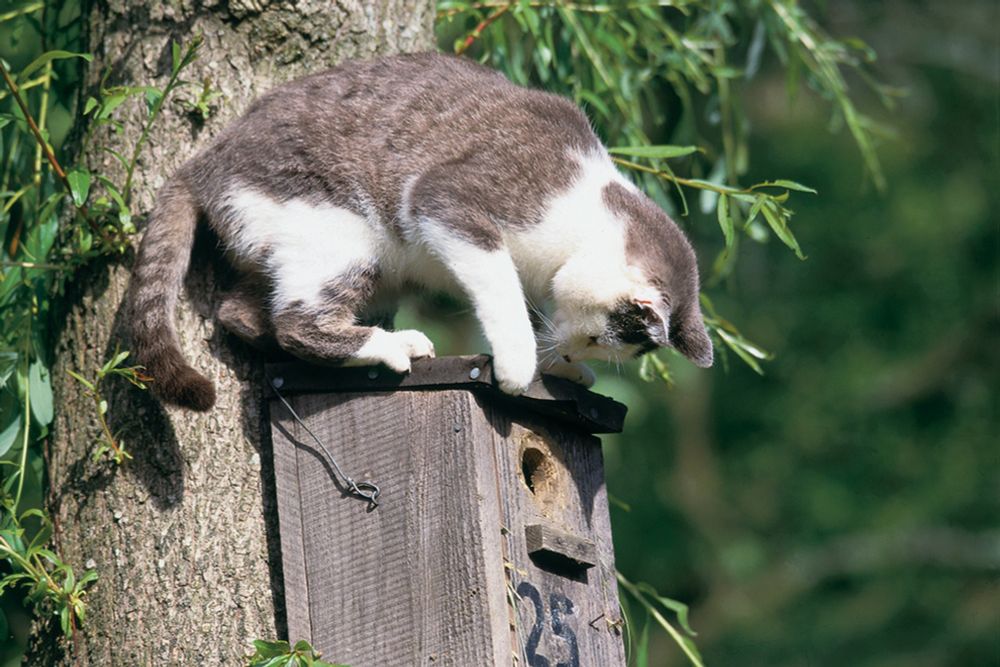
<box><xmin>0</xmin><ymin>517</ymin><xmax>97</xmax><ymax>639</ymax></box>
<box><xmin>67</xmin><ymin>349</ymin><xmax>149</xmax><ymax>465</ymax></box>
<box><xmin>0</xmin><ymin>55</ymin><xmax>116</xmax><ymax>249</ymax></box>
<box><xmin>618</xmin><ymin>571</ymin><xmax>703</xmax><ymax>667</ymax></box>
<box><xmin>246</xmin><ymin>639</ymin><xmax>348</xmax><ymax>667</ymax></box>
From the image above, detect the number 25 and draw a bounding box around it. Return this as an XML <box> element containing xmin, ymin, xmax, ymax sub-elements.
<box><xmin>516</xmin><ymin>581</ymin><xmax>580</xmax><ymax>667</ymax></box>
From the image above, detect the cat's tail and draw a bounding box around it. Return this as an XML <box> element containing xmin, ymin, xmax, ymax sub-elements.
<box><xmin>127</xmin><ymin>177</ymin><xmax>216</xmax><ymax>411</ymax></box>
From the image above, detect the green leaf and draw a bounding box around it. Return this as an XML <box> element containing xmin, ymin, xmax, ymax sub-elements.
<box><xmin>717</xmin><ymin>194</ymin><xmax>734</xmax><ymax>252</ymax></box>
<box><xmin>750</xmin><ymin>179</ymin><xmax>818</xmax><ymax>194</ymax></box>
<box><xmin>96</xmin><ymin>175</ymin><xmax>132</xmax><ymax>227</ymax></box>
<box><xmin>66</xmin><ymin>167</ymin><xmax>91</xmax><ymax>207</ymax></box>
<box><xmin>636</xmin><ymin>618</ymin><xmax>649</xmax><ymax>667</ymax></box>
<box><xmin>292</xmin><ymin>640</ymin><xmax>314</xmax><ymax>653</ymax></box>
<box><xmin>608</xmin><ymin>145</ymin><xmax>700</xmax><ymax>159</ymax></box>
<box><xmin>760</xmin><ymin>201</ymin><xmax>806</xmax><ymax>259</ymax></box>
<box><xmin>0</xmin><ymin>398</ymin><xmax>20</xmax><ymax>458</ymax></box>
<box><xmin>171</xmin><ymin>42</ymin><xmax>182</xmax><ymax>73</ymax></box>
<box><xmin>66</xmin><ymin>370</ymin><xmax>94</xmax><ymax>392</ymax></box>
<box><xmin>639</xmin><ymin>584</ymin><xmax>697</xmax><ymax>637</ymax></box>
<box><xmin>0</xmin><ymin>351</ymin><xmax>16</xmax><ymax>389</ymax></box>
<box><xmin>715</xmin><ymin>328</ymin><xmax>765</xmax><ymax>375</ymax></box>
<box><xmin>96</xmin><ymin>92</ymin><xmax>128</xmax><ymax>120</ymax></box>
<box><xmin>17</xmin><ymin>50</ymin><xmax>92</xmax><ymax>82</ymax></box>
<box><xmin>59</xmin><ymin>605</ymin><xmax>70</xmax><ymax>636</ymax></box>
<box><xmin>252</xmin><ymin>640</ymin><xmax>291</xmax><ymax>659</ymax></box>
<box><xmin>28</xmin><ymin>361</ymin><xmax>53</xmax><ymax>426</ymax></box>
<box><xmin>145</xmin><ymin>88</ymin><xmax>163</xmax><ymax>115</ymax></box>
<box><xmin>108</xmin><ymin>349</ymin><xmax>130</xmax><ymax>372</ymax></box>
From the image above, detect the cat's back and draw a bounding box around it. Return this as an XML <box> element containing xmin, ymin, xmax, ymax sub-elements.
<box><xmin>223</xmin><ymin>52</ymin><xmax>597</xmax><ymax>159</ymax></box>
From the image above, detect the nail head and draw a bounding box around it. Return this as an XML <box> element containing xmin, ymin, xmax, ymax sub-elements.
<box><xmin>272</xmin><ymin>377</ymin><xmax>284</xmax><ymax>389</ymax></box>
<box><xmin>469</xmin><ymin>367</ymin><xmax>481</xmax><ymax>380</ymax></box>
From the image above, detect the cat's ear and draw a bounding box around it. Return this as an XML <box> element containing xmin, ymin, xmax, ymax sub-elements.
<box><xmin>634</xmin><ymin>298</ymin><xmax>669</xmax><ymax>346</ymax></box>
<box><xmin>670</xmin><ymin>305</ymin><xmax>714</xmax><ymax>368</ymax></box>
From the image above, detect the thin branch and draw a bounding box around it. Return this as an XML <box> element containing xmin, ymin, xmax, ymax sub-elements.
<box><xmin>612</xmin><ymin>157</ymin><xmax>749</xmax><ymax>196</ymax></box>
<box><xmin>0</xmin><ymin>60</ymin><xmax>67</xmax><ymax>182</ymax></box>
<box><xmin>0</xmin><ymin>59</ymin><xmax>116</xmax><ymax>248</ymax></box>
<box><xmin>455</xmin><ymin>3</ymin><xmax>512</xmax><ymax>55</ymax></box>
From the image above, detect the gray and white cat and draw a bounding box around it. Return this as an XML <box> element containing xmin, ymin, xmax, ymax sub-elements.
<box><xmin>128</xmin><ymin>52</ymin><xmax>713</xmax><ymax>411</ymax></box>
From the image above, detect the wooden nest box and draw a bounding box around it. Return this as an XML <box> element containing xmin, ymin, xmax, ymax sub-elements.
<box><xmin>268</xmin><ymin>355</ymin><xmax>628</xmax><ymax>666</ymax></box>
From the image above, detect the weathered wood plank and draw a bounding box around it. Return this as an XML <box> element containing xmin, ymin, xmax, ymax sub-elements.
<box><xmin>475</xmin><ymin>401</ymin><xmax>626</xmax><ymax>666</ymax></box>
<box><xmin>269</xmin><ymin>405</ymin><xmax>312</xmax><ymax>645</ymax></box>
<box><xmin>270</xmin><ymin>390</ymin><xmax>511</xmax><ymax>665</ymax></box>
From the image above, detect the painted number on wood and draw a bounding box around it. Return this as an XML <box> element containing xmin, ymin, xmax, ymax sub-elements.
<box><xmin>516</xmin><ymin>581</ymin><xmax>580</xmax><ymax>667</ymax></box>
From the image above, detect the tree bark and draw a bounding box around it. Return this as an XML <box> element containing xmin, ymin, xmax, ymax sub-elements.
<box><xmin>37</xmin><ymin>1</ymin><xmax>434</xmax><ymax>663</ymax></box>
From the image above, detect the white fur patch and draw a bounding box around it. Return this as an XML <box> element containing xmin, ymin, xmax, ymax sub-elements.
<box><xmin>506</xmin><ymin>152</ymin><xmax>637</xmax><ymax>305</ymax></box>
<box><xmin>221</xmin><ymin>185</ymin><xmax>384</xmax><ymax>310</ymax></box>
<box><xmin>418</xmin><ymin>221</ymin><xmax>538</xmax><ymax>394</ymax></box>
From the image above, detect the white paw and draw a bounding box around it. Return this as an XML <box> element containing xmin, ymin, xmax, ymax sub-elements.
<box><xmin>352</xmin><ymin>329</ymin><xmax>435</xmax><ymax>374</ymax></box>
<box><xmin>541</xmin><ymin>359</ymin><xmax>596</xmax><ymax>388</ymax></box>
<box><xmin>493</xmin><ymin>346</ymin><xmax>538</xmax><ymax>396</ymax></box>
<box><xmin>392</xmin><ymin>329</ymin><xmax>436</xmax><ymax>361</ymax></box>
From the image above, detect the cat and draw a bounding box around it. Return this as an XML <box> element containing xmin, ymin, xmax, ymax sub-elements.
<box><xmin>127</xmin><ymin>52</ymin><xmax>713</xmax><ymax>411</ymax></box>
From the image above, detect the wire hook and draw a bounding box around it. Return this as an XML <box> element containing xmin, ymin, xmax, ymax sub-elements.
<box><xmin>270</xmin><ymin>377</ymin><xmax>381</xmax><ymax>510</ymax></box>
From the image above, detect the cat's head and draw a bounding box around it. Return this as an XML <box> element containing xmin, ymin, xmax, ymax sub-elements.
<box><xmin>548</xmin><ymin>182</ymin><xmax>714</xmax><ymax>368</ymax></box>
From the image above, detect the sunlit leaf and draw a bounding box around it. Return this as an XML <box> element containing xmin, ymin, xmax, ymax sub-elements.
<box><xmin>608</xmin><ymin>145</ymin><xmax>701</xmax><ymax>159</ymax></box>
<box><xmin>17</xmin><ymin>50</ymin><xmax>92</xmax><ymax>82</ymax></box>
<box><xmin>760</xmin><ymin>200</ymin><xmax>806</xmax><ymax>259</ymax></box>
<box><xmin>751</xmin><ymin>179</ymin><xmax>818</xmax><ymax>194</ymax></box>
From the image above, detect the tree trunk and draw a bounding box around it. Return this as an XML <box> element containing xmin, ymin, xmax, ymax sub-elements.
<box><xmin>37</xmin><ymin>2</ymin><xmax>434</xmax><ymax>663</ymax></box>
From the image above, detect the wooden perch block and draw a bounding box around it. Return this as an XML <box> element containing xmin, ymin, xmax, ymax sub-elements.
<box><xmin>268</xmin><ymin>355</ymin><xmax>627</xmax><ymax>666</ymax></box>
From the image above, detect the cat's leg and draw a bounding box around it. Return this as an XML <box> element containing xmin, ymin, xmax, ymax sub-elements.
<box><xmin>270</xmin><ymin>272</ymin><xmax>434</xmax><ymax>373</ymax></box>
<box><xmin>406</xmin><ymin>184</ymin><xmax>537</xmax><ymax>394</ymax></box>
<box><xmin>222</xmin><ymin>186</ymin><xmax>434</xmax><ymax>371</ymax></box>
<box><xmin>216</xmin><ymin>278</ymin><xmax>276</xmax><ymax>351</ymax></box>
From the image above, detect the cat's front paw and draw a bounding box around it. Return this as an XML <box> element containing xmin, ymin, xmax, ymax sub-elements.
<box><xmin>493</xmin><ymin>349</ymin><xmax>537</xmax><ymax>396</ymax></box>
<box><xmin>353</xmin><ymin>329</ymin><xmax>435</xmax><ymax>374</ymax></box>
<box><xmin>541</xmin><ymin>359</ymin><xmax>596</xmax><ymax>388</ymax></box>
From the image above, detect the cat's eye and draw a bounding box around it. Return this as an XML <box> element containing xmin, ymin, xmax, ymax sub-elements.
<box><xmin>587</xmin><ymin>336</ymin><xmax>599</xmax><ymax>346</ymax></box>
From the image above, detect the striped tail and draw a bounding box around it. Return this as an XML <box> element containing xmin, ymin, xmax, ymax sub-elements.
<box><xmin>127</xmin><ymin>177</ymin><xmax>216</xmax><ymax>411</ymax></box>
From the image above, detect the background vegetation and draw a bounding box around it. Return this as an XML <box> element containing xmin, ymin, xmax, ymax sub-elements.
<box><xmin>1</xmin><ymin>0</ymin><xmax>996</xmax><ymax>665</ymax></box>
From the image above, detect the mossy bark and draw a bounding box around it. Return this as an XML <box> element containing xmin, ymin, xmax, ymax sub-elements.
<box><xmin>35</xmin><ymin>2</ymin><xmax>434</xmax><ymax>663</ymax></box>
